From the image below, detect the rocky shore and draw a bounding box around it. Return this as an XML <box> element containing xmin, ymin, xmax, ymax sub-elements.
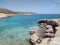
<box><xmin>0</xmin><ymin>8</ymin><xmax>36</xmax><ymax>18</ymax></box>
<box><xmin>48</xmin><ymin>19</ymin><xmax>60</xmax><ymax>45</ymax></box>
<box><xmin>0</xmin><ymin>13</ymin><xmax>16</xmax><ymax>18</ymax></box>
<box><xmin>29</xmin><ymin>18</ymin><xmax>60</xmax><ymax>45</ymax></box>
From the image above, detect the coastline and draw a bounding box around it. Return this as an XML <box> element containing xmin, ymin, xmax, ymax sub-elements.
<box><xmin>29</xmin><ymin>18</ymin><xmax>60</xmax><ymax>45</ymax></box>
<box><xmin>0</xmin><ymin>13</ymin><xmax>16</xmax><ymax>18</ymax></box>
<box><xmin>48</xmin><ymin>19</ymin><xmax>60</xmax><ymax>45</ymax></box>
<box><xmin>0</xmin><ymin>13</ymin><xmax>60</xmax><ymax>45</ymax></box>
<box><xmin>0</xmin><ymin>13</ymin><xmax>34</xmax><ymax>18</ymax></box>
<box><xmin>41</xmin><ymin>19</ymin><xmax>60</xmax><ymax>45</ymax></box>
<box><xmin>40</xmin><ymin>19</ymin><xmax>60</xmax><ymax>45</ymax></box>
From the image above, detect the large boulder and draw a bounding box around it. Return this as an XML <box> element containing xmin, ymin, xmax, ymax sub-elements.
<box><xmin>29</xmin><ymin>30</ymin><xmax>42</xmax><ymax>45</ymax></box>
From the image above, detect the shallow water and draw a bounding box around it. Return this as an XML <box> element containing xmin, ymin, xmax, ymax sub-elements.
<box><xmin>0</xmin><ymin>14</ymin><xmax>60</xmax><ymax>45</ymax></box>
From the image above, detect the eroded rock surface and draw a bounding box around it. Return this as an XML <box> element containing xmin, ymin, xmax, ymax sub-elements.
<box><xmin>29</xmin><ymin>19</ymin><xmax>60</xmax><ymax>45</ymax></box>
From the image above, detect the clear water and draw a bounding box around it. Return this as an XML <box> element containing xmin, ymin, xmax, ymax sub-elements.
<box><xmin>0</xmin><ymin>14</ymin><xmax>60</xmax><ymax>45</ymax></box>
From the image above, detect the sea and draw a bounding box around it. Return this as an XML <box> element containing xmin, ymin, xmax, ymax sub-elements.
<box><xmin>0</xmin><ymin>14</ymin><xmax>60</xmax><ymax>45</ymax></box>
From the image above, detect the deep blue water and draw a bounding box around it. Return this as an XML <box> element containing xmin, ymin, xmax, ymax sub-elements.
<box><xmin>0</xmin><ymin>14</ymin><xmax>60</xmax><ymax>45</ymax></box>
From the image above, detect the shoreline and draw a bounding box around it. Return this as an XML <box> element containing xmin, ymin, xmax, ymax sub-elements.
<box><xmin>0</xmin><ymin>13</ymin><xmax>34</xmax><ymax>18</ymax></box>
<box><xmin>0</xmin><ymin>14</ymin><xmax>60</xmax><ymax>45</ymax></box>
<box><xmin>0</xmin><ymin>13</ymin><xmax>16</xmax><ymax>18</ymax></box>
<box><xmin>29</xmin><ymin>18</ymin><xmax>60</xmax><ymax>45</ymax></box>
<box><xmin>48</xmin><ymin>19</ymin><xmax>60</xmax><ymax>45</ymax></box>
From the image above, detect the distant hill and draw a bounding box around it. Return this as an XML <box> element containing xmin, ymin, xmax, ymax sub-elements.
<box><xmin>0</xmin><ymin>8</ymin><xmax>35</xmax><ymax>14</ymax></box>
<box><xmin>0</xmin><ymin>8</ymin><xmax>15</xmax><ymax>14</ymax></box>
<box><xmin>0</xmin><ymin>8</ymin><xmax>37</xmax><ymax>18</ymax></box>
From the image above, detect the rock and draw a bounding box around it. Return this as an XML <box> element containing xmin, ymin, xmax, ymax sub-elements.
<box><xmin>29</xmin><ymin>30</ymin><xmax>42</xmax><ymax>45</ymax></box>
<box><xmin>48</xmin><ymin>19</ymin><xmax>60</xmax><ymax>45</ymax></box>
<box><xmin>29</xmin><ymin>30</ymin><xmax>36</xmax><ymax>35</ymax></box>
<box><xmin>45</xmin><ymin>29</ymin><xmax>53</xmax><ymax>33</ymax></box>
<box><xmin>38</xmin><ymin>20</ymin><xmax>58</xmax><ymax>27</ymax></box>
<box><xmin>37</xmin><ymin>20</ymin><xmax>48</xmax><ymax>24</ymax></box>
<box><xmin>38</xmin><ymin>20</ymin><xmax>58</xmax><ymax>34</ymax></box>
<box><xmin>29</xmin><ymin>19</ymin><xmax>60</xmax><ymax>45</ymax></box>
<box><xmin>45</xmin><ymin>25</ymin><xmax>53</xmax><ymax>33</ymax></box>
<box><xmin>44</xmin><ymin>33</ymin><xmax>55</xmax><ymax>38</ymax></box>
<box><xmin>35</xmin><ymin>38</ymin><xmax>51</xmax><ymax>45</ymax></box>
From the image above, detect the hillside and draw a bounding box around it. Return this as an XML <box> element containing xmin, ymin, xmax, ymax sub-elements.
<box><xmin>0</xmin><ymin>8</ymin><xmax>36</xmax><ymax>18</ymax></box>
<box><xmin>0</xmin><ymin>8</ymin><xmax>15</xmax><ymax>14</ymax></box>
<box><xmin>0</xmin><ymin>8</ymin><xmax>35</xmax><ymax>14</ymax></box>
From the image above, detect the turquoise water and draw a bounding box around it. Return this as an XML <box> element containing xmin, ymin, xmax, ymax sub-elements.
<box><xmin>0</xmin><ymin>14</ymin><xmax>60</xmax><ymax>45</ymax></box>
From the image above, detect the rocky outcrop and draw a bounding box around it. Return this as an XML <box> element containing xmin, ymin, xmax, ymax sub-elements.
<box><xmin>48</xmin><ymin>19</ymin><xmax>60</xmax><ymax>45</ymax></box>
<box><xmin>29</xmin><ymin>19</ymin><xmax>60</xmax><ymax>45</ymax></box>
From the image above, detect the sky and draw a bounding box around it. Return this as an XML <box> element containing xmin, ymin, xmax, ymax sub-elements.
<box><xmin>0</xmin><ymin>0</ymin><xmax>60</xmax><ymax>14</ymax></box>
